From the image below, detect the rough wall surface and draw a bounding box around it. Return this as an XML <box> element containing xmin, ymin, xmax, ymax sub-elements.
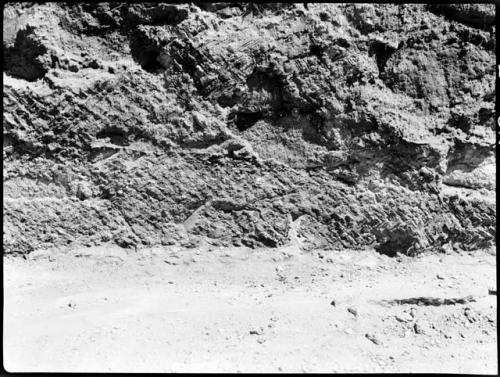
<box><xmin>3</xmin><ymin>3</ymin><xmax>496</xmax><ymax>255</ymax></box>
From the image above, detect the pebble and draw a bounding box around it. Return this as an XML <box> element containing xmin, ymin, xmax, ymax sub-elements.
<box><xmin>347</xmin><ymin>307</ymin><xmax>358</xmax><ymax>317</ymax></box>
<box><xmin>414</xmin><ymin>321</ymin><xmax>429</xmax><ymax>335</ymax></box>
<box><xmin>365</xmin><ymin>333</ymin><xmax>382</xmax><ymax>345</ymax></box>
<box><xmin>436</xmin><ymin>273</ymin><xmax>445</xmax><ymax>280</ymax></box>
<box><xmin>395</xmin><ymin>312</ymin><xmax>413</xmax><ymax>323</ymax></box>
<box><xmin>330</xmin><ymin>300</ymin><xmax>336</xmax><ymax>307</ymax></box>
<box><xmin>249</xmin><ymin>327</ymin><xmax>264</xmax><ymax>335</ymax></box>
<box><xmin>464</xmin><ymin>307</ymin><xmax>478</xmax><ymax>323</ymax></box>
<box><xmin>409</xmin><ymin>308</ymin><xmax>417</xmax><ymax>318</ymax></box>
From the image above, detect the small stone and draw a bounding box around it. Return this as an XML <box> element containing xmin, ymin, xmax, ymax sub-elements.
<box><xmin>436</xmin><ymin>273</ymin><xmax>445</xmax><ymax>280</ymax></box>
<box><xmin>395</xmin><ymin>313</ymin><xmax>413</xmax><ymax>323</ymax></box>
<box><xmin>414</xmin><ymin>321</ymin><xmax>429</xmax><ymax>334</ymax></box>
<box><xmin>365</xmin><ymin>333</ymin><xmax>382</xmax><ymax>345</ymax></box>
<box><xmin>347</xmin><ymin>307</ymin><xmax>358</xmax><ymax>317</ymax></box>
<box><xmin>330</xmin><ymin>300</ymin><xmax>336</xmax><ymax>307</ymax></box>
<box><xmin>249</xmin><ymin>327</ymin><xmax>264</xmax><ymax>335</ymax></box>
<box><xmin>463</xmin><ymin>307</ymin><xmax>478</xmax><ymax>323</ymax></box>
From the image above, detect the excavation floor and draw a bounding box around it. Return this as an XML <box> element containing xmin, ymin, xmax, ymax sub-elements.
<box><xmin>3</xmin><ymin>245</ymin><xmax>497</xmax><ymax>373</ymax></box>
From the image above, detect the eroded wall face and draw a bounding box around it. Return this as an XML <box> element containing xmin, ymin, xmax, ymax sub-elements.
<box><xmin>3</xmin><ymin>3</ymin><xmax>496</xmax><ymax>255</ymax></box>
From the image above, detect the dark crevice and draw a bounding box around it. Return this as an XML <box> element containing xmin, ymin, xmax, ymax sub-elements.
<box><xmin>381</xmin><ymin>296</ymin><xmax>476</xmax><ymax>306</ymax></box>
<box><xmin>428</xmin><ymin>4</ymin><xmax>495</xmax><ymax>31</ymax></box>
<box><xmin>375</xmin><ymin>243</ymin><xmax>401</xmax><ymax>257</ymax></box>
<box><xmin>96</xmin><ymin>127</ymin><xmax>130</xmax><ymax>146</ymax></box>
<box><xmin>334</xmin><ymin>38</ymin><xmax>351</xmax><ymax>49</ymax></box>
<box><xmin>122</xmin><ymin>4</ymin><xmax>189</xmax><ymax>27</ymax></box>
<box><xmin>217</xmin><ymin>92</ymin><xmax>241</xmax><ymax>108</ymax></box>
<box><xmin>141</xmin><ymin>49</ymin><xmax>164</xmax><ymax>72</ymax></box>
<box><xmin>369</xmin><ymin>41</ymin><xmax>396</xmax><ymax>75</ymax></box>
<box><xmin>4</xmin><ymin>26</ymin><xmax>48</xmax><ymax>81</ymax></box>
<box><xmin>245</xmin><ymin>69</ymin><xmax>284</xmax><ymax>107</ymax></box>
<box><xmin>234</xmin><ymin>112</ymin><xmax>264</xmax><ymax>131</ymax></box>
<box><xmin>129</xmin><ymin>37</ymin><xmax>164</xmax><ymax>73</ymax></box>
<box><xmin>180</xmin><ymin>135</ymin><xmax>228</xmax><ymax>149</ymax></box>
<box><xmin>447</xmin><ymin>112</ymin><xmax>472</xmax><ymax>132</ymax></box>
<box><xmin>246</xmin><ymin>233</ymin><xmax>278</xmax><ymax>248</ymax></box>
<box><xmin>309</xmin><ymin>44</ymin><xmax>324</xmax><ymax>59</ymax></box>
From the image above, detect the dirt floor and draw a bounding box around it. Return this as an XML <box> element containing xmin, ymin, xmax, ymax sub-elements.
<box><xmin>3</xmin><ymin>245</ymin><xmax>497</xmax><ymax>373</ymax></box>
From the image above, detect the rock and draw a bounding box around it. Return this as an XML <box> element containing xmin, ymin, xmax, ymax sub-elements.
<box><xmin>249</xmin><ymin>327</ymin><xmax>264</xmax><ymax>335</ymax></box>
<box><xmin>75</xmin><ymin>181</ymin><xmax>93</xmax><ymax>200</ymax></box>
<box><xmin>395</xmin><ymin>312</ymin><xmax>413</xmax><ymax>323</ymax></box>
<box><xmin>414</xmin><ymin>320</ymin><xmax>430</xmax><ymax>335</ymax></box>
<box><xmin>365</xmin><ymin>333</ymin><xmax>382</xmax><ymax>345</ymax></box>
<box><xmin>347</xmin><ymin>307</ymin><xmax>358</xmax><ymax>317</ymax></box>
<box><xmin>463</xmin><ymin>307</ymin><xmax>479</xmax><ymax>323</ymax></box>
<box><xmin>330</xmin><ymin>300</ymin><xmax>337</xmax><ymax>307</ymax></box>
<box><xmin>436</xmin><ymin>273</ymin><xmax>446</xmax><ymax>280</ymax></box>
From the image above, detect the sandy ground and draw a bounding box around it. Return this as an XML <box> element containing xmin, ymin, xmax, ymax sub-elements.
<box><xmin>3</xmin><ymin>244</ymin><xmax>497</xmax><ymax>373</ymax></box>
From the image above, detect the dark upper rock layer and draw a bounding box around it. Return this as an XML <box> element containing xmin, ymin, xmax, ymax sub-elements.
<box><xmin>3</xmin><ymin>3</ymin><xmax>496</xmax><ymax>255</ymax></box>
